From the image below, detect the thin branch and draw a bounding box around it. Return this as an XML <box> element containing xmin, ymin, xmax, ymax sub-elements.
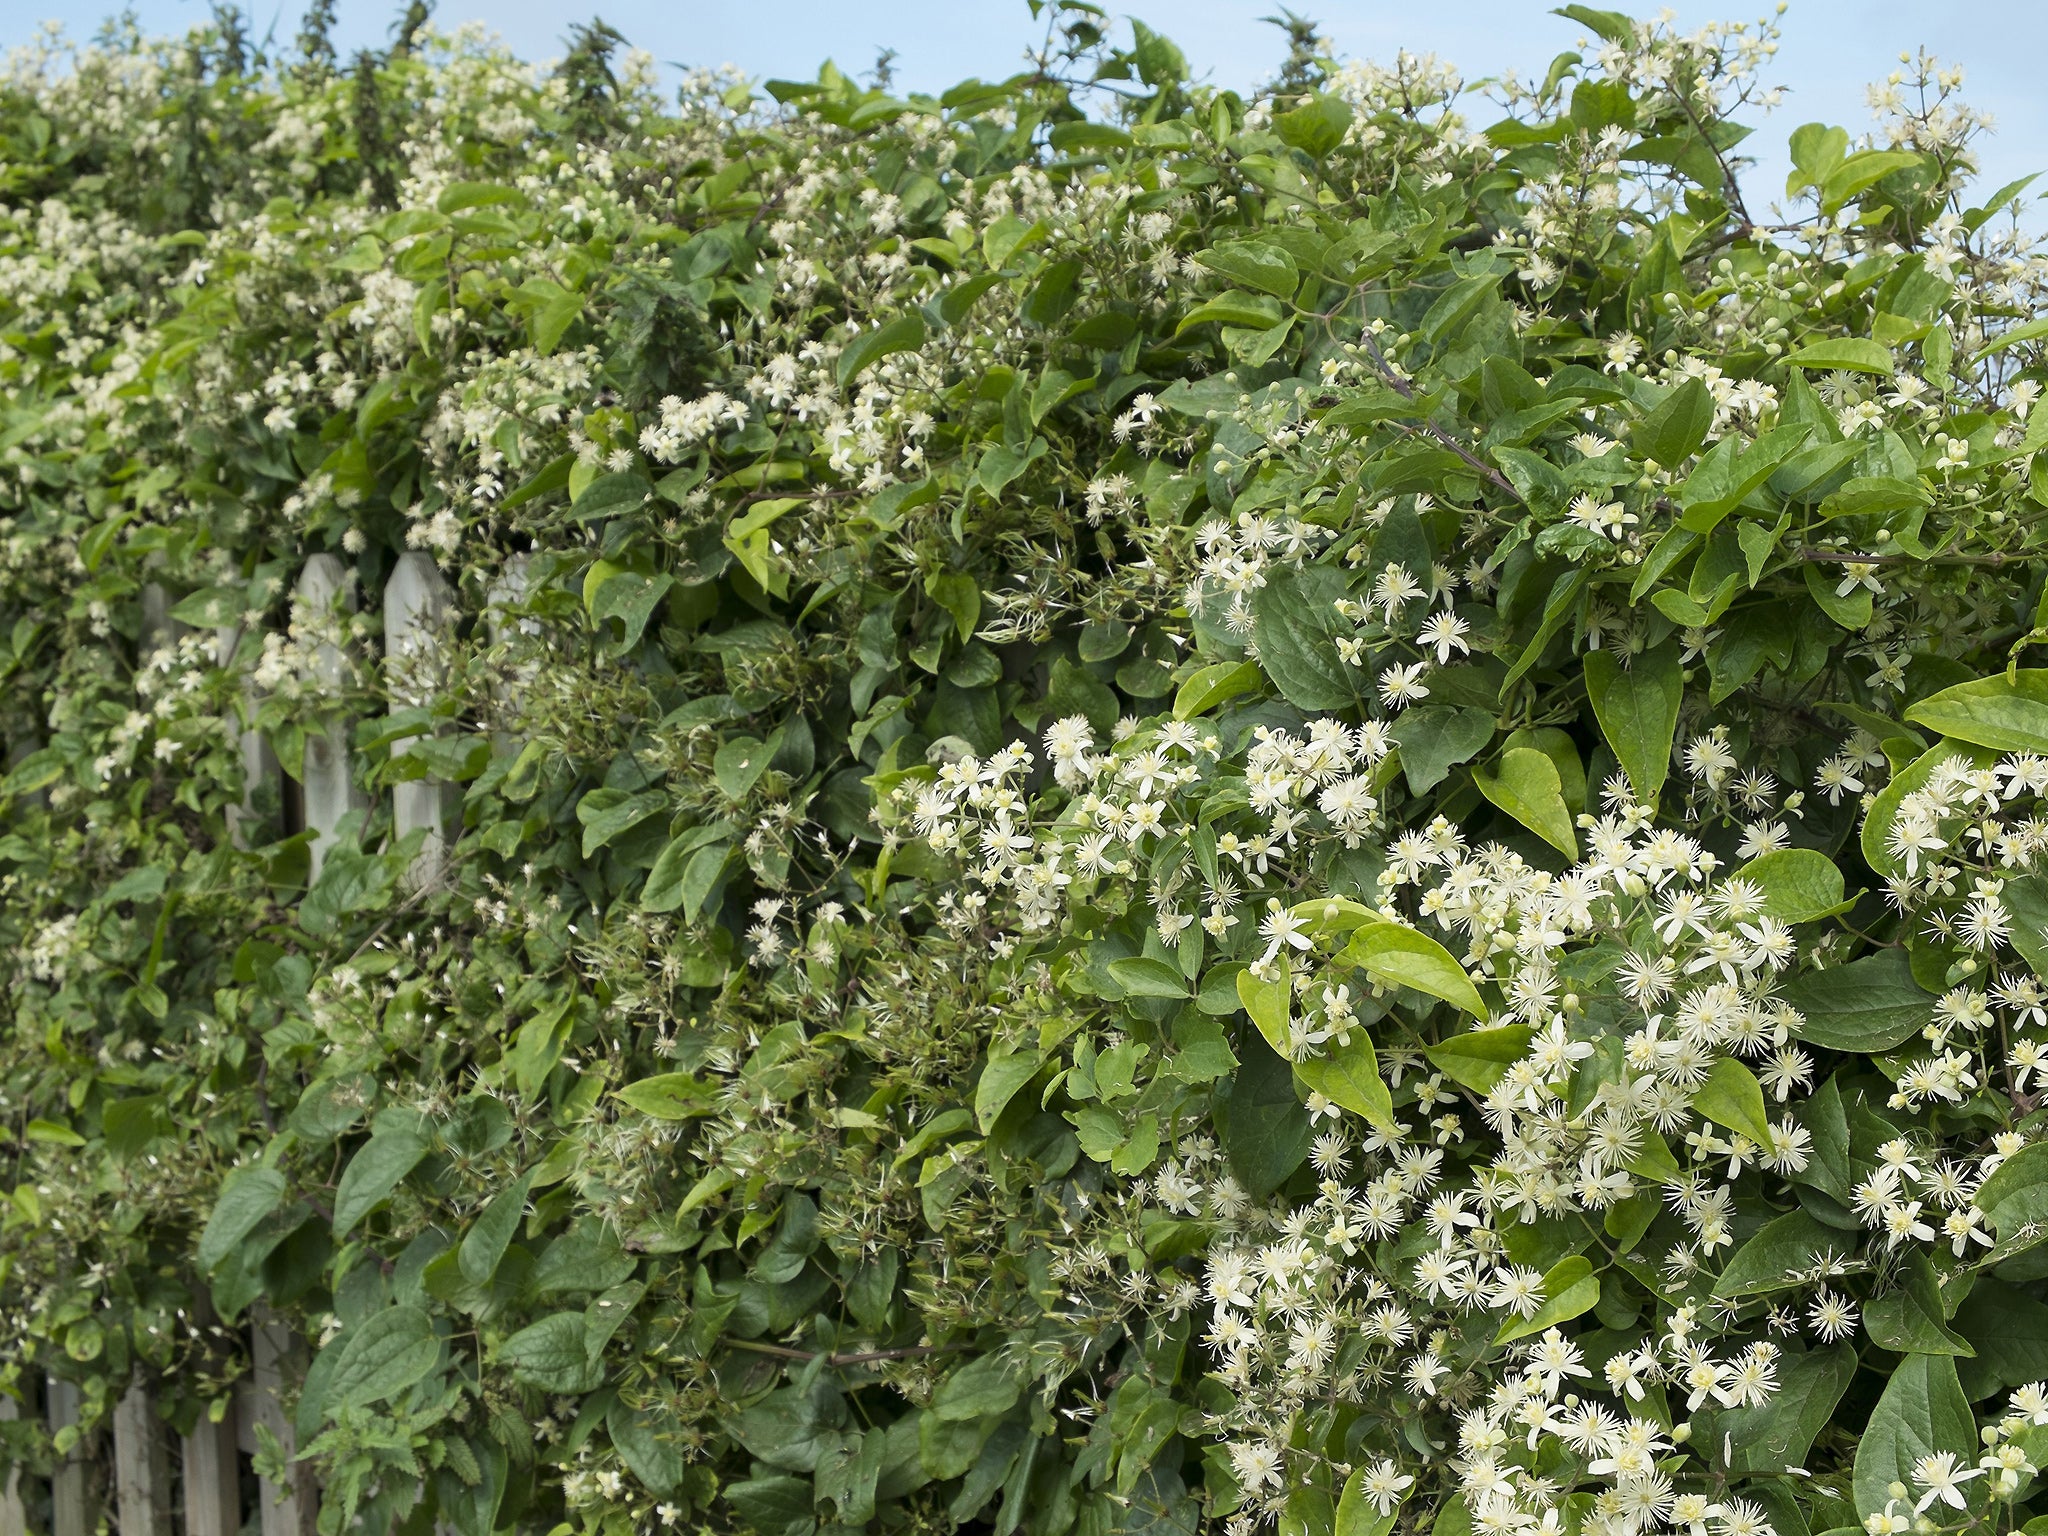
<box><xmin>1671</xmin><ymin>76</ymin><xmax>1753</xmax><ymax>231</ymax></box>
<box><xmin>1357</xmin><ymin>336</ymin><xmax>1523</xmax><ymax>502</ymax></box>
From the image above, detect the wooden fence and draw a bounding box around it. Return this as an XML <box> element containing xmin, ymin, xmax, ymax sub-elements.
<box><xmin>3</xmin><ymin>550</ymin><xmax>526</xmax><ymax>1536</ymax></box>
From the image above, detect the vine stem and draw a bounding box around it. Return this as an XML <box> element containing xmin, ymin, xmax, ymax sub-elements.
<box><xmin>1354</xmin><ymin>336</ymin><xmax>1524</xmax><ymax>503</ymax></box>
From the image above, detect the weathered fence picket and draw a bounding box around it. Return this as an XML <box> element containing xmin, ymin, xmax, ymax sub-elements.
<box><xmin>1</xmin><ymin>1392</ymin><xmax>26</xmax><ymax>1536</ymax></box>
<box><xmin>46</xmin><ymin>1379</ymin><xmax>91</xmax><ymax>1536</ymax></box>
<box><xmin>112</xmin><ymin>1382</ymin><xmax>170</xmax><ymax>1536</ymax></box>
<box><xmin>1</xmin><ymin>547</ymin><xmax>513</xmax><ymax>1534</ymax></box>
<box><xmin>248</xmin><ymin>1308</ymin><xmax>318</xmax><ymax>1536</ymax></box>
<box><xmin>385</xmin><ymin>551</ymin><xmax>457</xmax><ymax>886</ymax></box>
<box><xmin>296</xmin><ymin>553</ymin><xmax>368</xmax><ymax>881</ymax></box>
<box><xmin>181</xmin><ymin>1400</ymin><xmax>240</xmax><ymax>1536</ymax></box>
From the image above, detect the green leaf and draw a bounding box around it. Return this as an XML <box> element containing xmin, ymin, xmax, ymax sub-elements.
<box><xmin>1786</xmin><ymin>338</ymin><xmax>1896</xmax><ymax>375</ymax></box>
<box><xmin>651</xmin><ymin>831</ymin><xmax>733</xmax><ymax>913</ymax></box>
<box><xmin>1904</xmin><ymin>670</ymin><xmax>2048</xmax><ymax>754</ymax></box>
<box><xmin>1223</xmin><ymin>1033</ymin><xmax>1313</xmax><ymax>1200</ymax></box>
<box><xmin>1584</xmin><ymin>645</ymin><xmax>1681</xmax><ymax>807</ymax></box>
<box><xmin>169</xmin><ymin>585</ymin><xmax>248</xmax><ymax>628</ymax></box>
<box><xmin>1787</xmin><ymin>122</ymin><xmax>1850</xmax><ymax>193</ymax></box>
<box><xmin>1173</xmin><ymin>660</ymin><xmax>1264</xmax><ymax>720</ymax></box>
<box><xmin>1862</xmin><ymin>740</ymin><xmax>1995</xmax><ymax>880</ymax></box>
<box><xmin>1340</xmin><ymin>922</ymin><xmax>1488</xmax><ymax>1018</ymax></box>
<box><xmin>1866</xmin><ymin>1252</ymin><xmax>1974</xmax><ymax>1356</ymax></box>
<box><xmin>1999</xmin><ymin>874</ymin><xmax>2048</xmax><ymax>983</ymax></box>
<box><xmin>1176</xmin><ymin>290</ymin><xmax>1286</xmax><ymax>335</ymax></box>
<box><xmin>837</xmin><ymin>313</ymin><xmax>927</xmax><ymax>388</ymax></box>
<box><xmin>1779</xmin><ymin>949</ymin><xmax>1932</xmax><ymax>1051</ymax></box>
<box><xmin>495</xmin><ymin>1312</ymin><xmax>605</xmax><ymax>1393</ymax></box>
<box><xmin>25</xmin><ymin>1118</ymin><xmax>85</xmax><ymax>1147</ymax></box>
<box><xmin>198</xmin><ymin>1167</ymin><xmax>287</xmax><ymax>1271</ymax></box>
<box><xmin>529</xmin><ymin>286</ymin><xmax>583</xmax><ymax>355</ymax></box>
<box><xmin>501</xmin><ymin>452</ymin><xmax>573</xmax><ymax>510</ymax></box>
<box><xmin>1109</xmin><ymin>956</ymin><xmax>1189</xmax><ymax>998</ymax></box>
<box><xmin>926</xmin><ymin>572</ymin><xmax>981</xmax><ymax>642</ymax></box>
<box><xmin>1955</xmin><ymin>1280</ymin><xmax>2048</xmax><ymax>1398</ymax></box>
<box><xmin>1294</xmin><ymin>1035</ymin><xmax>1396</xmax><ymax>1135</ymax></box>
<box><xmin>437</xmin><ymin>180</ymin><xmax>526</xmax><ymax>213</ymax></box>
<box><xmin>325</xmin><ymin>1305</ymin><xmax>439</xmax><ymax>1412</ymax></box>
<box><xmin>680</xmin><ymin>841</ymin><xmax>731</xmax><ymax>923</ymax></box>
<box><xmin>1630</xmin><ymin>376</ymin><xmax>1714</xmax><ymax>466</ymax></box>
<box><xmin>1425</xmin><ymin>1025</ymin><xmax>1534</xmax><ymax>1093</ymax></box>
<box><xmin>1496</xmin><ymin>1255</ymin><xmax>1598</xmax><ymax>1344</ymax></box>
<box><xmin>728</xmin><ymin>1385</ymin><xmax>847</xmax><ymax>1474</ymax></box>
<box><xmin>1046</xmin><ymin>655</ymin><xmax>1119</xmax><ymax>737</ymax></box>
<box><xmin>608</xmin><ymin>1401</ymin><xmax>689</xmax><ymax>1497</ymax></box>
<box><xmin>981</xmin><ymin>215</ymin><xmax>1048</xmax><ymax>270</ymax></box>
<box><xmin>1048</xmin><ymin>120</ymin><xmax>1134</xmax><ymax>156</ymax></box>
<box><xmin>459</xmin><ymin>1168</ymin><xmax>537</xmax><ymax>1286</ymax></box>
<box><xmin>1274</xmin><ymin>93</ymin><xmax>1354</xmax><ymax>158</ymax></box>
<box><xmin>1694</xmin><ymin>1342</ymin><xmax>1856</xmax><ymax>1475</ymax></box>
<box><xmin>504</xmin><ymin>994</ymin><xmax>576</xmax><ymax>1098</ymax></box>
<box><xmin>1692</xmin><ymin>1055</ymin><xmax>1773</xmax><ymax>1147</ymax></box>
<box><xmin>616</xmin><ymin>1073</ymin><xmax>719</xmax><ymax>1120</ymax></box>
<box><xmin>571</xmin><ymin>470</ymin><xmax>652</xmax><ymax>521</ymax></box>
<box><xmin>1818</xmin><ymin>475</ymin><xmax>1929</xmax><ymax>522</ymax></box>
<box><xmin>1821</xmin><ymin>149</ymin><xmax>1923</xmax><ymax>213</ymax></box>
<box><xmin>975</xmin><ymin>1050</ymin><xmax>1042</xmax><ymax>1134</ymax></box>
<box><xmin>1977</xmin><ymin>1142</ymin><xmax>2048</xmax><ymax>1250</ymax></box>
<box><xmin>1251</xmin><ymin>564</ymin><xmax>1358</xmax><ymax>712</ymax></box>
<box><xmin>713</xmin><ymin>736</ymin><xmax>773</xmax><ymax>800</ymax></box>
<box><xmin>1473</xmin><ymin>747</ymin><xmax>1577</xmax><ymax>856</ymax></box>
<box><xmin>1736</xmin><ymin>847</ymin><xmax>1846</xmax><ymax>923</ymax></box>
<box><xmin>1853</xmin><ymin>1353</ymin><xmax>1976</xmax><ymax>1519</ymax></box>
<box><xmin>1337</xmin><ymin>1460</ymin><xmax>1408</xmax><ymax>1536</ymax></box>
<box><xmin>1715</xmin><ymin>1210</ymin><xmax>1848</xmax><ymax>1297</ymax></box>
<box><xmin>931</xmin><ymin>1354</ymin><xmax>1022</xmax><ymax>1420</ymax></box>
<box><xmin>333</xmin><ymin>1123</ymin><xmax>431</xmax><ymax>1236</ymax></box>
<box><xmin>1500</xmin><ymin>567</ymin><xmax>1590</xmax><ymax>696</ymax></box>
<box><xmin>576</xmin><ymin>788</ymin><xmax>665</xmax><ymax>857</ymax></box>
<box><xmin>1237</xmin><ymin>962</ymin><xmax>1292</xmax><ymax>1056</ymax></box>
<box><xmin>1388</xmin><ymin>705</ymin><xmax>1496</xmax><ymax>796</ymax></box>
<box><xmin>1196</xmin><ymin>242</ymin><xmax>1299</xmax><ymax>300</ymax></box>
<box><xmin>1975</xmin><ymin>313</ymin><xmax>2048</xmax><ymax>359</ymax></box>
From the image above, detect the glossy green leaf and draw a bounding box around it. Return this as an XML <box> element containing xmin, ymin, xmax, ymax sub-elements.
<box><xmin>1340</xmin><ymin>922</ymin><xmax>1488</xmax><ymax>1018</ymax></box>
<box><xmin>1495</xmin><ymin>1255</ymin><xmax>1598</xmax><ymax>1344</ymax></box>
<box><xmin>1853</xmin><ymin>1354</ymin><xmax>1976</xmax><ymax>1519</ymax></box>
<box><xmin>1584</xmin><ymin>646</ymin><xmax>1681</xmax><ymax>807</ymax></box>
<box><xmin>1473</xmin><ymin>747</ymin><xmax>1577</xmax><ymax>856</ymax></box>
<box><xmin>1293</xmin><ymin>1034</ymin><xmax>1395</xmax><ymax>1134</ymax></box>
<box><xmin>1692</xmin><ymin>1055</ymin><xmax>1774</xmax><ymax>1147</ymax></box>
<box><xmin>1904</xmin><ymin>670</ymin><xmax>2048</xmax><ymax>754</ymax></box>
<box><xmin>1779</xmin><ymin>949</ymin><xmax>1932</xmax><ymax>1051</ymax></box>
<box><xmin>1736</xmin><ymin>847</ymin><xmax>1847</xmax><ymax>923</ymax></box>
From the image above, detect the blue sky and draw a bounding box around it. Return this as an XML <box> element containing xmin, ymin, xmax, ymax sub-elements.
<box><xmin>7</xmin><ymin>0</ymin><xmax>2045</xmax><ymax>222</ymax></box>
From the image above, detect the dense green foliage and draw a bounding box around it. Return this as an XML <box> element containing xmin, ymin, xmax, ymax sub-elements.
<box><xmin>11</xmin><ymin>4</ymin><xmax>2048</xmax><ymax>1536</ymax></box>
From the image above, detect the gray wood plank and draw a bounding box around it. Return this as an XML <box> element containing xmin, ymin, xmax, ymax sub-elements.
<box><xmin>295</xmin><ymin>553</ymin><xmax>368</xmax><ymax>881</ymax></box>
<box><xmin>250</xmin><ymin>1312</ymin><xmax>318</xmax><ymax>1536</ymax></box>
<box><xmin>181</xmin><ymin>1398</ymin><xmax>242</xmax><ymax>1536</ymax></box>
<box><xmin>384</xmin><ymin>552</ymin><xmax>458</xmax><ymax>887</ymax></box>
<box><xmin>46</xmin><ymin>1378</ymin><xmax>94</xmax><ymax>1536</ymax></box>
<box><xmin>0</xmin><ymin>1392</ymin><xmax>27</xmax><ymax>1536</ymax></box>
<box><xmin>113</xmin><ymin>1381</ymin><xmax>171</xmax><ymax>1536</ymax></box>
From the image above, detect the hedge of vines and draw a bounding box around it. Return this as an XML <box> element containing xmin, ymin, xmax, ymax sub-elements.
<box><xmin>11</xmin><ymin>3</ymin><xmax>2048</xmax><ymax>1535</ymax></box>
